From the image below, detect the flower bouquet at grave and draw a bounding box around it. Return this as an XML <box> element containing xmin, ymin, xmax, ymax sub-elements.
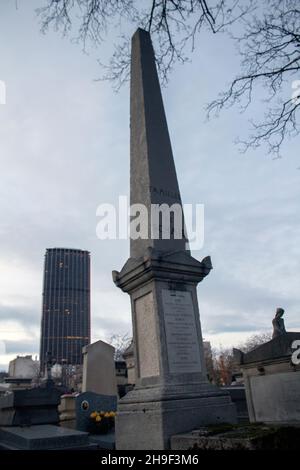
<box><xmin>88</xmin><ymin>410</ymin><xmax>116</xmax><ymax>434</ymax></box>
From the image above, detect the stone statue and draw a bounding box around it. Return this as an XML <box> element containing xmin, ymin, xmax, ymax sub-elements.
<box><xmin>272</xmin><ymin>307</ymin><xmax>286</xmax><ymax>338</ymax></box>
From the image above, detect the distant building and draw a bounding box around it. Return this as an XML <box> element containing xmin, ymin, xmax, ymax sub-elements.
<box><xmin>82</xmin><ymin>340</ymin><xmax>117</xmax><ymax>396</ymax></box>
<box><xmin>40</xmin><ymin>248</ymin><xmax>91</xmax><ymax>372</ymax></box>
<box><xmin>8</xmin><ymin>355</ymin><xmax>39</xmax><ymax>379</ymax></box>
<box><xmin>51</xmin><ymin>363</ymin><xmax>83</xmax><ymax>392</ymax></box>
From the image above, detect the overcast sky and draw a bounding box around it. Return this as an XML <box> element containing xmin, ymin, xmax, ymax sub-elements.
<box><xmin>0</xmin><ymin>1</ymin><xmax>299</xmax><ymax>370</ymax></box>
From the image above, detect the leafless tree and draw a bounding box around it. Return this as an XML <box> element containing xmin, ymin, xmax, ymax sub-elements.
<box><xmin>19</xmin><ymin>1</ymin><xmax>299</xmax><ymax>155</ymax></box>
<box><xmin>109</xmin><ymin>332</ymin><xmax>132</xmax><ymax>361</ymax></box>
<box><xmin>211</xmin><ymin>347</ymin><xmax>235</xmax><ymax>386</ymax></box>
<box><xmin>210</xmin><ymin>332</ymin><xmax>273</xmax><ymax>385</ymax></box>
<box><xmin>208</xmin><ymin>0</ymin><xmax>300</xmax><ymax>157</ymax></box>
<box><xmin>237</xmin><ymin>332</ymin><xmax>272</xmax><ymax>353</ymax></box>
<box><xmin>36</xmin><ymin>0</ymin><xmax>249</xmax><ymax>87</ymax></box>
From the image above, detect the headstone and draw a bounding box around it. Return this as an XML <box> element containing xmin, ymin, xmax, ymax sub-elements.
<box><xmin>234</xmin><ymin>332</ymin><xmax>300</xmax><ymax>424</ymax></box>
<box><xmin>112</xmin><ymin>28</ymin><xmax>237</xmax><ymax>450</ymax></box>
<box><xmin>82</xmin><ymin>340</ymin><xmax>117</xmax><ymax>396</ymax></box>
<box><xmin>75</xmin><ymin>391</ymin><xmax>117</xmax><ymax>432</ymax></box>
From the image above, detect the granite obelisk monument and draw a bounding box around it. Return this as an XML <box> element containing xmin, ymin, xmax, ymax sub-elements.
<box><xmin>113</xmin><ymin>28</ymin><xmax>237</xmax><ymax>450</ymax></box>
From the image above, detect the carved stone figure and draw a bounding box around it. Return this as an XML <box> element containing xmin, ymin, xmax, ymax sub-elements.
<box><xmin>272</xmin><ymin>307</ymin><xmax>286</xmax><ymax>338</ymax></box>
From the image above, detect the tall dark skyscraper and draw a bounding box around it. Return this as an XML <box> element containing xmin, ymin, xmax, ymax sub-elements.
<box><xmin>40</xmin><ymin>248</ymin><xmax>91</xmax><ymax>371</ymax></box>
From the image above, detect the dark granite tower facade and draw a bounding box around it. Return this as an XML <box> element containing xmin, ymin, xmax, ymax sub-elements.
<box><xmin>40</xmin><ymin>248</ymin><xmax>90</xmax><ymax>372</ymax></box>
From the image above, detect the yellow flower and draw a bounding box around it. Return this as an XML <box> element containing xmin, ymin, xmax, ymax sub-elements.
<box><xmin>95</xmin><ymin>415</ymin><xmax>102</xmax><ymax>422</ymax></box>
<box><xmin>104</xmin><ymin>412</ymin><xmax>110</xmax><ymax>418</ymax></box>
<box><xmin>90</xmin><ymin>412</ymin><xmax>97</xmax><ymax>419</ymax></box>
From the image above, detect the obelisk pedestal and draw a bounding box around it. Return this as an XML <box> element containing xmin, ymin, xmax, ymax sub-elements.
<box><xmin>113</xmin><ymin>29</ymin><xmax>237</xmax><ymax>450</ymax></box>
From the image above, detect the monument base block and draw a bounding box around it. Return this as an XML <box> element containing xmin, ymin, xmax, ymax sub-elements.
<box><xmin>114</xmin><ymin>250</ymin><xmax>237</xmax><ymax>450</ymax></box>
<box><xmin>116</xmin><ymin>391</ymin><xmax>237</xmax><ymax>450</ymax></box>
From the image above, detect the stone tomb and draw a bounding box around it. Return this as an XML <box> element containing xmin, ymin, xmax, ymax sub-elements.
<box><xmin>234</xmin><ymin>332</ymin><xmax>300</xmax><ymax>424</ymax></box>
<box><xmin>0</xmin><ymin>386</ymin><xmax>98</xmax><ymax>450</ymax></box>
<box><xmin>0</xmin><ymin>385</ymin><xmax>61</xmax><ymax>427</ymax></box>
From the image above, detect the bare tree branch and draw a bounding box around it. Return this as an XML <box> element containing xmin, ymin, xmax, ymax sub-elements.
<box><xmin>108</xmin><ymin>333</ymin><xmax>132</xmax><ymax>361</ymax></box>
<box><xmin>37</xmin><ymin>0</ymin><xmax>246</xmax><ymax>89</ymax></box>
<box><xmin>33</xmin><ymin>0</ymin><xmax>300</xmax><ymax>155</ymax></box>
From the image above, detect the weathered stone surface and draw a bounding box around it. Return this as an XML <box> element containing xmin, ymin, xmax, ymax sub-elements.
<box><xmin>123</xmin><ymin>341</ymin><xmax>135</xmax><ymax>385</ymax></box>
<box><xmin>249</xmin><ymin>371</ymin><xmax>300</xmax><ymax>423</ymax></box>
<box><xmin>162</xmin><ymin>289</ymin><xmax>202</xmax><ymax>374</ymax></box>
<box><xmin>135</xmin><ymin>291</ymin><xmax>160</xmax><ymax>378</ymax></box>
<box><xmin>234</xmin><ymin>332</ymin><xmax>300</xmax><ymax>424</ymax></box>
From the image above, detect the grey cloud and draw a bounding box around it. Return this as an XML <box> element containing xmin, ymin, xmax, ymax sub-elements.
<box><xmin>0</xmin><ymin>304</ymin><xmax>40</xmax><ymax>327</ymax></box>
<box><xmin>5</xmin><ymin>340</ymin><xmax>39</xmax><ymax>355</ymax></box>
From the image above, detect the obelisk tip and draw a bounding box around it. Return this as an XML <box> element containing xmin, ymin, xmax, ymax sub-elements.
<box><xmin>132</xmin><ymin>28</ymin><xmax>150</xmax><ymax>41</ymax></box>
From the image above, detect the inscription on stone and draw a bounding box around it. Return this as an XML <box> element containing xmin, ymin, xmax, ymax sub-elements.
<box><xmin>162</xmin><ymin>289</ymin><xmax>202</xmax><ymax>374</ymax></box>
<box><xmin>149</xmin><ymin>186</ymin><xmax>181</xmax><ymax>201</ymax></box>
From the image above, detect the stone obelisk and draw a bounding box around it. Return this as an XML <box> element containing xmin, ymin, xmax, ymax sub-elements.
<box><xmin>113</xmin><ymin>28</ymin><xmax>237</xmax><ymax>450</ymax></box>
